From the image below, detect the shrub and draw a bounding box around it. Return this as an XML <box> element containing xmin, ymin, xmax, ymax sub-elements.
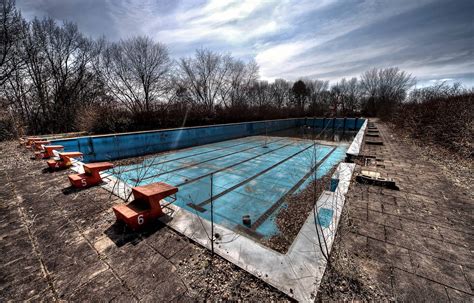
<box><xmin>391</xmin><ymin>93</ymin><xmax>473</xmax><ymax>158</ymax></box>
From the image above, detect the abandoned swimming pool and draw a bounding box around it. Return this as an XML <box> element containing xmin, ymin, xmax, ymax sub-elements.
<box><xmin>50</xmin><ymin>118</ymin><xmax>362</xmax><ymax>241</ymax></box>
<box><xmin>107</xmin><ymin>135</ymin><xmax>348</xmax><ymax>239</ymax></box>
<box><xmin>49</xmin><ymin>117</ymin><xmax>366</xmax><ymax>301</ymax></box>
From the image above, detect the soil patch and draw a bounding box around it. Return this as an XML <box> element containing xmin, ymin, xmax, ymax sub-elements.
<box><xmin>263</xmin><ymin>167</ymin><xmax>336</xmax><ymax>253</ymax></box>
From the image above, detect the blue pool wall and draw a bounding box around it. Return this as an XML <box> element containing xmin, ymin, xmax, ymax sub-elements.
<box><xmin>304</xmin><ymin>117</ymin><xmax>365</xmax><ymax>130</ymax></box>
<box><xmin>51</xmin><ymin>118</ymin><xmax>366</xmax><ymax>162</ymax></box>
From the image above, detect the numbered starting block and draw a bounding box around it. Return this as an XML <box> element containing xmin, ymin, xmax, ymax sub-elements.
<box><xmin>113</xmin><ymin>182</ymin><xmax>178</xmax><ymax>231</ymax></box>
<box><xmin>68</xmin><ymin>162</ymin><xmax>114</xmax><ymax>188</ymax></box>
<box><xmin>34</xmin><ymin>145</ymin><xmax>64</xmax><ymax>160</ymax></box>
<box><xmin>47</xmin><ymin>151</ymin><xmax>83</xmax><ymax>170</ymax></box>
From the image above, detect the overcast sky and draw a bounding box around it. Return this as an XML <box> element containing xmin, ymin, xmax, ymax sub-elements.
<box><xmin>16</xmin><ymin>0</ymin><xmax>474</xmax><ymax>86</ymax></box>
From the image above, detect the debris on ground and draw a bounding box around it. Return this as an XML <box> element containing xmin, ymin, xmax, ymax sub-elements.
<box><xmin>263</xmin><ymin>167</ymin><xmax>336</xmax><ymax>253</ymax></box>
<box><xmin>395</xmin><ymin>129</ymin><xmax>473</xmax><ymax>193</ymax></box>
<box><xmin>175</xmin><ymin>241</ymin><xmax>293</xmax><ymax>301</ymax></box>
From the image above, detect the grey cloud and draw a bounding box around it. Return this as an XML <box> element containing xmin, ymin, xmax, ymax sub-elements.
<box><xmin>16</xmin><ymin>0</ymin><xmax>183</xmax><ymax>39</ymax></box>
<box><xmin>17</xmin><ymin>0</ymin><xmax>119</xmax><ymax>39</ymax></box>
<box><xmin>275</xmin><ymin>0</ymin><xmax>473</xmax><ymax>83</ymax></box>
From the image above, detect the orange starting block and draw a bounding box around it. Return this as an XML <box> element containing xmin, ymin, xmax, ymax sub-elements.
<box><xmin>68</xmin><ymin>162</ymin><xmax>114</xmax><ymax>188</ymax></box>
<box><xmin>44</xmin><ymin>145</ymin><xmax>64</xmax><ymax>158</ymax></box>
<box><xmin>22</xmin><ymin>137</ymin><xmax>42</xmax><ymax>148</ymax></box>
<box><xmin>47</xmin><ymin>151</ymin><xmax>83</xmax><ymax>170</ymax></box>
<box><xmin>32</xmin><ymin>140</ymin><xmax>50</xmax><ymax>151</ymax></box>
<box><xmin>34</xmin><ymin>145</ymin><xmax>64</xmax><ymax>160</ymax></box>
<box><xmin>113</xmin><ymin>182</ymin><xmax>178</xmax><ymax>230</ymax></box>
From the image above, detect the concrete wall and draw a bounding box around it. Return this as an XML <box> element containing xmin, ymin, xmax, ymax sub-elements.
<box><xmin>51</xmin><ymin>117</ymin><xmax>365</xmax><ymax>162</ymax></box>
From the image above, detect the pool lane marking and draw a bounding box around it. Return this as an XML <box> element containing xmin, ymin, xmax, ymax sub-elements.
<box><xmin>201</xmin><ymin>145</ymin><xmax>336</xmax><ymax>239</ymax></box>
<box><xmin>116</xmin><ymin>136</ymin><xmax>266</xmax><ymax>174</ymax></box>
<box><xmin>175</xmin><ymin>141</ymin><xmax>296</xmax><ymax>187</ymax></box>
<box><xmin>178</xmin><ymin>143</ymin><xmax>299</xmax><ymax>212</ymax></box>
<box><xmin>249</xmin><ymin>145</ymin><xmax>337</xmax><ymax>231</ymax></box>
<box><xmin>132</xmin><ymin>138</ymin><xmax>286</xmax><ymax>182</ymax></box>
<box><xmin>190</xmin><ymin>141</ymin><xmax>317</xmax><ymax>210</ymax></box>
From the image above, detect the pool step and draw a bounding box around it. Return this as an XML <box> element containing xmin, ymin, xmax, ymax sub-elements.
<box><xmin>366</xmin><ymin>140</ymin><xmax>384</xmax><ymax>145</ymax></box>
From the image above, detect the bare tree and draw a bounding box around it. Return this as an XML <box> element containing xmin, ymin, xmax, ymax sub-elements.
<box><xmin>4</xmin><ymin>17</ymin><xmax>100</xmax><ymax>133</ymax></box>
<box><xmin>40</xmin><ymin>19</ymin><xmax>97</xmax><ymax>131</ymax></box>
<box><xmin>291</xmin><ymin>80</ymin><xmax>310</xmax><ymax>115</ymax></box>
<box><xmin>3</xmin><ymin>51</ymin><xmax>30</xmax><ymax>129</ymax></box>
<box><xmin>360</xmin><ymin>67</ymin><xmax>415</xmax><ymax>117</ymax></box>
<box><xmin>0</xmin><ymin>0</ymin><xmax>24</xmax><ymax>86</ymax></box>
<box><xmin>223</xmin><ymin>59</ymin><xmax>258</xmax><ymax>109</ymax></box>
<box><xmin>247</xmin><ymin>80</ymin><xmax>272</xmax><ymax>111</ymax></box>
<box><xmin>95</xmin><ymin>36</ymin><xmax>172</xmax><ymax>113</ymax></box>
<box><xmin>329</xmin><ymin>78</ymin><xmax>361</xmax><ymax>116</ymax></box>
<box><xmin>177</xmin><ymin>49</ymin><xmax>234</xmax><ymax>114</ymax></box>
<box><xmin>305</xmin><ymin>79</ymin><xmax>329</xmax><ymax>116</ymax></box>
<box><xmin>341</xmin><ymin>77</ymin><xmax>361</xmax><ymax>115</ymax></box>
<box><xmin>270</xmin><ymin>79</ymin><xmax>291</xmax><ymax>109</ymax></box>
<box><xmin>409</xmin><ymin>81</ymin><xmax>466</xmax><ymax>103</ymax></box>
<box><xmin>328</xmin><ymin>84</ymin><xmax>343</xmax><ymax>117</ymax></box>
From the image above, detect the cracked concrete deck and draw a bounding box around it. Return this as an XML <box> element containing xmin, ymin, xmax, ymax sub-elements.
<box><xmin>326</xmin><ymin>120</ymin><xmax>474</xmax><ymax>301</ymax></box>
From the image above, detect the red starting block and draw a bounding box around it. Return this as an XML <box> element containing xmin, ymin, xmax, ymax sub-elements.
<box><xmin>33</xmin><ymin>140</ymin><xmax>50</xmax><ymax>151</ymax></box>
<box><xmin>34</xmin><ymin>144</ymin><xmax>62</xmax><ymax>160</ymax></box>
<box><xmin>113</xmin><ymin>182</ymin><xmax>178</xmax><ymax>230</ymax></box>
<box><xmin>34</xmin><ymin>151</ymin><xmax>46</xmax><ymax>160</ymax></box>
<box><xmin>23</xmin><ymin>137</ymin><xmax>42</xmax><ymax>148</ymax></box>
<box><xmin>47</xmin><ymin>151</ymin><xmax>83</xmax><ymax>170</ymax></box>
<box><xmin>68</xmin><ymin>162</ymin><xmax>114</xmax><ymax>188</ymax></box>
<box><xmin>43</xmin><ymin>145</ymin><xmax>64</xmax><ymax>158</ymax></box>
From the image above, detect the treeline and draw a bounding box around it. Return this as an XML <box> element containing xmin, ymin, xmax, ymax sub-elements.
<box><xmin>0</xmin><ymin>0</ymin><xmax>471</xmax><ymax>143</ymax></box>
<box><xmin>391</xmin><ymin>83</ymin><xmax>473</xmax><ymax>158</ymax></box>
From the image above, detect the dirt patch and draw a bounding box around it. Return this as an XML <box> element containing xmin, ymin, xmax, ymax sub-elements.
<box><xmin>176</xmin><ymin>245</ymin><xmax>293</xmax><ymax>302</ymax></box>
<box><xmin>394</xmin><ymin>128</ymin><xmax>473</xmax><ymax>194</ymax></box>
<box><xmin>263</xmin><ymin>167</ymin><xmax>336</xmax><ymax>253</ymax></box>
<box><xmin>112</xmin><ymin>154</ymin><xmax>147</xmax><ymax>166</ymax></box>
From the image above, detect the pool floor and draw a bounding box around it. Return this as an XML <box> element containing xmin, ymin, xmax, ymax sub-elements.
<box><xmin>110</xmin><ymin>135</ymin><xmax>348</xmax><ymax>238</ymax></box>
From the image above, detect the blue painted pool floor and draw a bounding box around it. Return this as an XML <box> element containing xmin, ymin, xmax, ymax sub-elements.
<box><xmin>109</xmin><ymin>136</ymin><xmax>348</xmax><ymax>238</ymax></box>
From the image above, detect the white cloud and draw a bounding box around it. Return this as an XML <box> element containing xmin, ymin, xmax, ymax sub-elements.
<box><xmin>16</xmin><ymin>0</ymin><xmax>473</xmax><ymax>84</ymax></box>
